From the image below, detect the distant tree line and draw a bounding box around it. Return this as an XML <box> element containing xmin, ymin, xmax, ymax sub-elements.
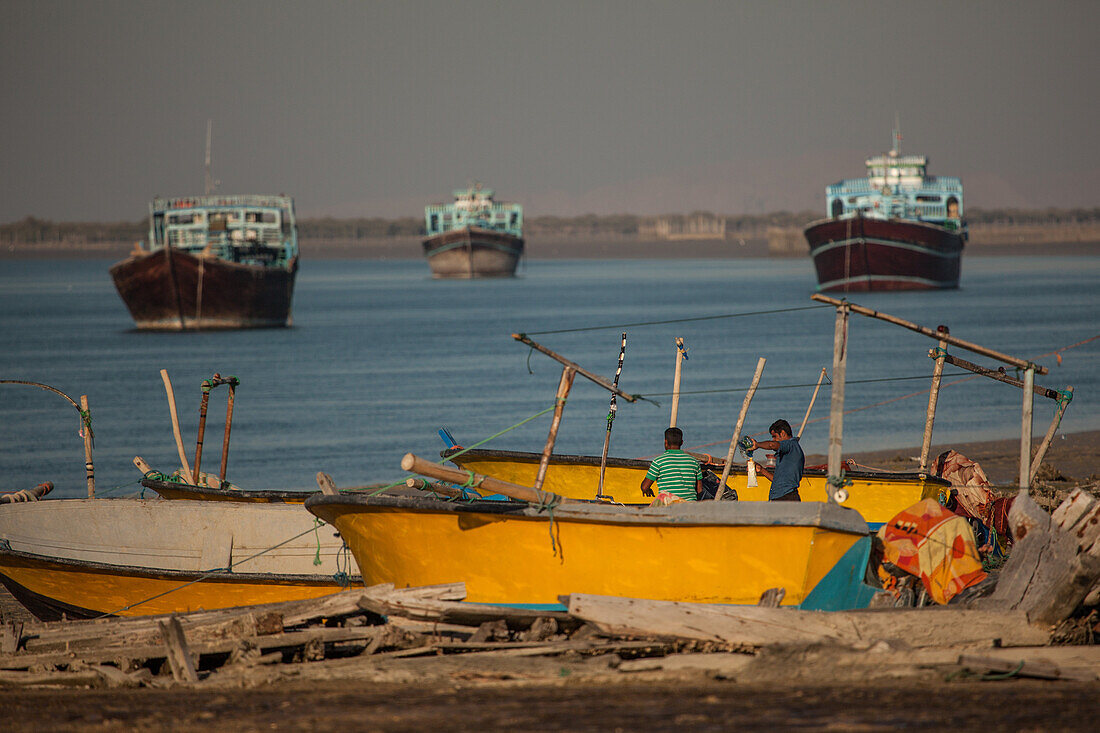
<box><xmin>4</xmin><ymin>207</ymin><xmax>1100</xmax><ymax>245</ymax></box>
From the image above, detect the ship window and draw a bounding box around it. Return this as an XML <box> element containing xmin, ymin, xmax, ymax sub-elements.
<box><xmin>916</xmin><ymin>195</ymin><xmax>941</xmax><ymax>202</ymax></box>
<box><xmin>430</xmin><ymin>214</ymin><xmax>439</xmax><ymax>230</ymax></box>
<box><xmin>510</xmin><ymin>213</ymin><xmax>518</xmax><ymax>227</ymax></box>
<box><xmin>831</xmin><ymin>199</ymin><xmax>844</xmax><ymax>218</ymax></box>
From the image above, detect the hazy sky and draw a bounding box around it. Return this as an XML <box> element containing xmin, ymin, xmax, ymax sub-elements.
<box><xmin>3</xmin><ymin>1</ymin><xmax>1098</xmax><ymax>222</ymax></box>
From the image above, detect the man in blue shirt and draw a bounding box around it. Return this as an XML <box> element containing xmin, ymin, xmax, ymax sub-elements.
<box><xmin>747</xmin><ymin>419</ymin><xmax>804</xmax><ymax>501</ymax></box>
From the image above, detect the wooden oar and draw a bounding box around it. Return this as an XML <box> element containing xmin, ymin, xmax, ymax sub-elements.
<box><xmin>401</xmin><ymin>453</ymin><xmax>581</xmax><ymax>506</ymax></box>
<box><xmin>405</xmin><ymin>478</ymin><xmax>466</xmax><ymax>499</ymax></box>
<box><xmin>160</xmin><ymin>369</ymin><xmax>194</xmax><ymax>484</ymax></box>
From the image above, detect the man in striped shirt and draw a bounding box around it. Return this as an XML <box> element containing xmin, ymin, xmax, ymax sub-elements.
<box><xmin>640</xmin><ymin>427</ymin><xmax>702</xmax><ymax>501</ymax></box>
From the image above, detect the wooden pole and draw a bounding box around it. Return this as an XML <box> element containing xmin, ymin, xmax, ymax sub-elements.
<box><xmin>1030</xmin><ymin>386</ymin><xmax>1073</xmax><ymax>484</ymax></box>
<box><xmin>512</xmin><ymin>333</ymin><xmax>637</xmax><ymax>402</ymax></box>
<box><xmin>715</xmin><ymin>358</ymin><xmax>766</xmax><ymax>500</ymax></box>
<box><xmin>937</xmin><ymin>353</ymin><xmax>1062</xmax><ymax>400</ymax></box>
<box><xmin>810</xmin><ymin>294</ymin><xmax>1047</xmax><ymax>375</ymax></box>
<box><xmin>316</xmin><ymin>472</ymin><xmax>339</xmax><ymax>496</ymax></box>
<box><xmin>534</xmin><ymin>366</ymin><xmax>576</xmax><ymax>490</ymax></box>
<box><xmin>218</xmin><ymin>382</ymin><xmax>236</xmax><ymax>485</ymax></box>
<box><xmin>919</xmin><ymin>326</ymin><xmax>950</xmax><ymax>474</ymax></box>
<box><xmin>1020</xmin><ymin>366</ymin><xmax>1035</xmax><ymax>487</ymax></box>
<box><xmin>826</xmin><ymin>303</ymin><xmax>850</xmax><ymax>500</ymax></box>
<box><xmin>192</xmin><ymin>387</ymin><xmax>212</xmax><ymax>484</ymax></box>
<box><xmin>401</xmin><ymin>453</ymin><xmax>580</xmax><ymax>506</ymax></box>
<box><xmin>670</xmin><ymin>337</ymin><xmax>686</xmax><ymax>428</ymax></box>
<box><xmin>597</xmin><ymin>333</ymin><xmax>627</xmax><ymax>499</ymax></box>
<box><xmin>160</xmin><ymin>369</ymin><xmax>194</xmax><ymax>484</ymax></box>
<box><xmin>796</xmin><ymin>367</ymin><xmax>827</xmax><ymax>439</ymax></box>
<box><xmin>405</xmin><ymin>477</ymin><xmax>466</xmax><ymax>499</ymax></box>
<box><xmin>80</xmin><ymin>395</ymin><xmax>95</xmax><ymax>498</ymax></box>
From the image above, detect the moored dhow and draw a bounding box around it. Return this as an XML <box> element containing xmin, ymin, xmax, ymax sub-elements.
<box><xmin>109</xmin><ymin>194</ymin><xmax>299</xmax><ymax>330</ymax></box>
<box><xmin>304</xmin><ymin>491</ymin><xmax>877</xmax><ymax>611</ymax></box>
<box><xmin>444</xmin><ymin>447</ymin><xmax>947</xmax><ymax>526</ymax></box>
<box><xmin>805</xmin><ymin>128</ymin><xmax>966</xmax><ymax>292</ymax></box>
<box><xmin>0</xmin><ymin>499</ymin><xmax>358</xmax><ymax>620</ymax></box>
<box><xmin>422</xmin><ymin>184</ymin><xmax>524</xmax><ymax>278</ymax></box>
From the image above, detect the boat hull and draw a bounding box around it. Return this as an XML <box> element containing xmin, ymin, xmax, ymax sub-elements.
<box><xmin>422</xmin><ymin>227</ymin><xmax>523</xmax><ymax>278</ymax></box>
<box><xmin>805</xmin><ymin>215</ymin><xmax>964</xmax><ymax>292</ymax></box>
<box><xmin>0</xmin><ymin>499</ymin><xmax>359</xmax><ymax>619</ymax></box>
<box><xmin>108</xmin><ymin>247</ymin><xmax>298</xmax><ymax>330</ymax></box>
<box><xmin>305</xmin><ymin>494</ymin><xmax>877</xmax><ymax>610</ymax></box>
<box><xmin>445</xmin><ymin>449</ymin><xmax>945</xmax><ymax>526</ymax></box>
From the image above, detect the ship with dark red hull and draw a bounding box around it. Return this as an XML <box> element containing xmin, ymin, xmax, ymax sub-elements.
<box><xmin>109</xmin><ymin>195</ymin><xmax>299</xmax><ymax>330</ymax></box>
<box><xmin>423</xmin><ymin>184</ymin><xmax>524</xmax><ymax>278</ymax></box>
<box><xmin>805</xmin><ymin>129</ymin><xmax>965</xmax><ymax>292</ymax></box>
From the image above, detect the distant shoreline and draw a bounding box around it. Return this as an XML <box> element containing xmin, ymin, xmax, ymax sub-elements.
<box><xmin>2</xmin><ymin>235</ymin><xmax>1097</xmax><ymax>261</ymax></box>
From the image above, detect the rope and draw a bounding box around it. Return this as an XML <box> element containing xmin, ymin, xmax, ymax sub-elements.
<box><xmin>521</xmin><ymin>304</ymin><xmax>831</xmax><ymax>335</ymax></box>
<box><xmin>0</xmin><ymin>380</ymin><xmax>93</xmax><ymax>443</ymax></box>
<box><xmin>94</xmin><ymin>519</ymin><xmax>332</xmax><ymax>618</ymax></box>
<box><xmin>640</xmin><ymin>372</ymin><xmax>973</xmax><ymax>399</ymax></box>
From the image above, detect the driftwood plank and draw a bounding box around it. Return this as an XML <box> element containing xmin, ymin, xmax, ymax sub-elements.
<box><xmin>159</xmin><ymin>617</ymin><xmax>199</xmax><ymax>683</ymax></box>
<box><xmin>566</xmin><ymin>594</ymin><xmax>1049</xmax><ymax>649</ymax></box>
<box><xmin>958</xmin><ymin>653</ymin><xmax>1097</xmax><ymax>682</ymax></box>
<box><xmin>358</xmin><ymin>595</ymin><xmax>577</xmax><ymax>631</ymax></box>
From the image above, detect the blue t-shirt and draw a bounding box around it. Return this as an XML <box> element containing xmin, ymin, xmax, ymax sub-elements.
<box><xmin>769</xmin><ymin>437</ymin><xmax>804</xmax><ymax>500</ymax></box>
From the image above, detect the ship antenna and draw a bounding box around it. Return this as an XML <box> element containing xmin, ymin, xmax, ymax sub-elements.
<box><xmin>892</xmin><ymin>112</ymin><xmax>902</xmax><ymax>156</ymax></box>
<box><xmin>204</xmin><ymin>119</ymin><xmax>218</xmax><ymax>195</ymax></box>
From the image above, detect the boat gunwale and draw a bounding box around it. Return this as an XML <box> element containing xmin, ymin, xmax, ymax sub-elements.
<box><xmin>443</xmin><ymin>448</ymin><xmax>950</xmax><ymax>486</ymax></box>
<box><xmin>0</xmin><ymin>547</ymin><xmax>361</xmax><ymax>586</ymax></box>
<box><xmin>304</xmin><ymin>493</ymin><xmax>870</xmax><ymax>535</ymax></box>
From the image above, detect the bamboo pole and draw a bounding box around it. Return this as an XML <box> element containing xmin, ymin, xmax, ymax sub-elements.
<box><xmin>715</xmin><ymin>358</ymin><xmax>766</xmax><ymax>500</ymax></box>
<box><xmin>919</xmin><ymin>327</ymin><xmax>950</xmax><ymax>474</ymax></box>
<box><xmin>405</xmin><ymin>478</ymin><xmax>466</xmax><ymax>499</ymax></box>
<box><xmin>159</xmin><ymin>369</ymin><xmax>194</xmax><ymax>484</ymax></box>
<box><xmin>597</xmin><ymin>333</ymin><xmax>627</xmax><ymax>499</ymax></box>
<box><xmin>1019</xmin><ymin>367</ymin><xmax>1035</xmax><ymax>487</ymax></box>
<box><xmin>534</xmin><ymin>366</ymin><xmax>576</xmax><ymax>490</ymax></box>
<box><xmin>810</xmin><ymin>294</ymin><xmax>1047</xmax><ymax>375</ymax></box>
<box><xmin>512</xmin><ymin>334</ymin><xmax>637</xmax><ymax>402</ymax></box>
<box><xmin>1029</xmin><ymin>386</ymin><xmax>1073</xmax><ymax>484</ymax></box>
<box><xmin>80</xmin><ymin>395</ymin><xmax>95</xmax><ymax>498</ymax></box>
<box><xmin>937</xmin><ymin>353</ymin><xmax>1061</xmax><ymax>400</ymax></box>
<box><xmin>670</xmin><ymin>337</ymin><xmax>686</xmax><ymax>428</ymax></box>
<box><xmin>218</xmin><ymin>382</ymin><xmax>237</xmax><ymax>485</ymax></box>
<box><xmin>401</xmin><ymin>453</ymin><xmax>580</xmax><ymax>506</ymax></box>
<box><xmin>826</xmin><ymin>303</ymin><xmax>850</xmax><ymax>501</ymax></box>
<box><xmin>796</xmin><ymin>367</ymin><xmax>827</xmax><ymax>439</ymax></box>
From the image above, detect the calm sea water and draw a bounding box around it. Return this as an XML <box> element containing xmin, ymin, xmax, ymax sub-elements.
<box><xmin>1</xmin><ymin>255</ymin><xmax>1098</xmax><ymax>498</ymax></box>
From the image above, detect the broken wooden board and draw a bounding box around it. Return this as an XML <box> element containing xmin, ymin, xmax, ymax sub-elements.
<box><xmin>357</xmin><ymin>595</ymin><xmax>578</xmax><ymax>632</ymax></box>
<box><xmin>958</xmin><ymin>653</ymin><xmax>1098</xmax><ymax>682</ymax></box>
<box><xmin>566</xmin><ymin>594</ymin><xmax>1050</xmax><ymax>649</ymax></box>
<box><xmin>974</xmin><ymin>489</ymin><xmax>1100</xmax><ymax>626</ymax></box>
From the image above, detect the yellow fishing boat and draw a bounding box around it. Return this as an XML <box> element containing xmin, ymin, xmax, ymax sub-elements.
<box><xmin>0</xmin><ymin>499</ymin><xmax>359</xmax><ymax>620</ymax></box>
<box><xmin>304</xmin><ymin>493</ymin><xmax>878</xmax><ymax>611</ymax></box>
<box><xmin>444</xmin><ymin>448</ymin><xmax>947</xmax><ymax>526</ymax></box>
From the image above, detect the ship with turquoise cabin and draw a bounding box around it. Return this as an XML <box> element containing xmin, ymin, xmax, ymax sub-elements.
<box><xmin>423</xmin><ymin>184</ymin><xmax>524</xmax><ymax>278</ymax></box>
<box><xmin>804</xmin><ymin>129</ymin><xmax>966</xmax><ymax>292</ymax></box>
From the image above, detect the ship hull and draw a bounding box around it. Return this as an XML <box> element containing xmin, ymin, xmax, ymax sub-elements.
<box><xmin>805</xmin><ymin>216</ymin><xmax>964</xmax><ymax>292</ymax></box>
<box><xmin>109</xmin><ymin>247</ymin><xmax>298</xmax><ymax>330</ymax></box>
<box><xmin>422</xmin><ymin>227</ymin><xmax>523</xmax><ymax>278</ymax></box>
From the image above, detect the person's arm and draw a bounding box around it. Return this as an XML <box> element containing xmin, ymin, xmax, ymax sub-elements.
<box><xmin>694</xmin><ymin>479</ymin><xmax>703</xmax><ymax>499</ymax></box>
<box><xmin>640</xmin><ymin>477</ymin><xmax>655</xmax><ymax>497</ymax></box>
<box><xmin>749</xmin><ymin>437</ymin><xmax>781</xmax><ymax>451</ymax></box>
<box><xmin>753</xmin><ymin>460</ymin><xmax>774</xmax><ymax>481</ymax></box>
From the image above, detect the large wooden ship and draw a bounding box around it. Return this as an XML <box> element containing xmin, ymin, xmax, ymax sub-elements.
<box><xmin>109</xmin><ymin>194</ymin><xmax>299</xmax><ymax>330</ymax></box>
<box><xmin>804</xmin><ymin>129</ymin><xmax>966</xmax><ymax>292</ymax></box>
<box><xmin>422</xmin><ymin>184</ymin><xmax>524</xmax><ymax>278</ymax></box>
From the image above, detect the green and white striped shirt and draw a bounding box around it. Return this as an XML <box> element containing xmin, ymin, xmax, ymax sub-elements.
<box><xmin>645</xmin><ymin>449</ymin><xmax>701</xmax><ymax>501</ymax></box>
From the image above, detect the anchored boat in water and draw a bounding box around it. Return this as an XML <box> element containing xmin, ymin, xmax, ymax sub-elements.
<box><xmin>109</xmin><ymin>194</ymin><xmax>299</xmax><ymax>330</ymax></box>
<box><xmin>422</xmin><ymin>184</ymin><xmax>524</xmax><ymax>278</ymax></box>
<box><xmin>804</xmin><ymin>128</ymin><xmax>966</xmax><ymax>292</ymax></box>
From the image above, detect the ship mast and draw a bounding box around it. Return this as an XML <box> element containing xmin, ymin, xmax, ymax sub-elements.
<box><xmin>892</xmin><ymin>112</ymin><xmax>902</xmax><ymax>157</ymax></box>
<box><xmin>204</xmin><ymin>119</ymin><xmax>216</xmax><ymax>195</ymax></box>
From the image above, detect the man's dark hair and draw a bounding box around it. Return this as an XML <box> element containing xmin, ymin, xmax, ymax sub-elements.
<box><xmin>664</xmin><ymin>427</ymin><xmax>684</xmax><ymax>447</ymax></box>
<box><xmin>769</xmin><ymin>419</ymin><xmax>793</xmax><ymax>437</ymax></box>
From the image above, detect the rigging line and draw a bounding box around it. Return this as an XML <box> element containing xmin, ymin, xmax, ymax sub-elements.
<box><xmin>639</xmin><ymin>372</ymin><xmax>972</xmax><ymax>398</ymax></box>
<box><xmin>521</xmin><ymin>304</ymin><xmax>831</xmax><ymax>336</ymax></box>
